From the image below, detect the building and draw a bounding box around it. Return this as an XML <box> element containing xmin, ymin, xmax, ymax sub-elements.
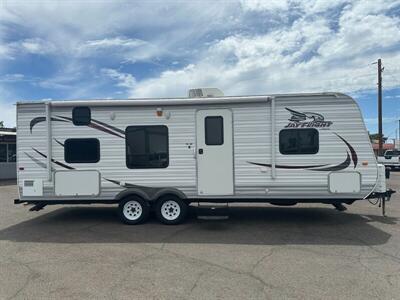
<box><xmin>0</xmin><ymin>128</ymin><xmax>16</xmax><ymax>180</ymax></box>
<box><xmin>371</xmin><ymin>142</ymin><xmax>395</xmax><ymax>156</ymax></box>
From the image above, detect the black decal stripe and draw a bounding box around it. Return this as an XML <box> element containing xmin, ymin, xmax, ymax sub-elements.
<box><xmin>30</xmin><ymin>117</ymin><xmax>46</xmax><ymax>132</ymax></box>
<box><xmin>334</xmin><ymin>133</ymin><xmax>358</xmax><ymax>168</ymax></box>
<box><xmin>89</xmin><ymin>122</ymin><xmax>125</xmax><ymax>139</ymax></box>
<box><xmin>32</xmin><ymin>148</ymin><xmax>75</xmax><ymax>170</ymax></box>
<box><xmin>54</xmin><ymin>139</ymin><xmax>64</xmax><ymax>147</ymax></box>
<box><xmin>30</xmin><ymin>117</ymin><xmax>69</xmax><ymax>133</ymax></box>
<box><xmin>91</xmin><ymin>119</ymin><xmax>125</xmax><ymax>135</ymax></box>
<box><xmin>103</xmin><ymin>178</ymin><xmax>121</xmax><ymax>186</ymax></box>
<box><xmin>31</xmin><ymin>115</ymin><xmax>125</xmax><ymax>139</ymax></box>
<box><xmin>54</xmin><ymin>115</ymin><xmax>72</xmax><ymax>122</ymax></box>
<box><xmin>25</xmin><ymin>152</ymin><xmax>47</xmax><ymax>169</ymax></box>
<box><xmin>55</xmin><ymin>115</ymin><xmax>125</xmax><ymax>139</ymax></box>
<box><xmin>103</xmin><ymin>178</ymin><xmax>142</xmax><ymax>188</ymax></box>
<box><xmin>309</xmin><ymin>152</ymin><xmax>351</xmax><ymax>172</ymax></box>
<box><xmin>248</xmin><ymin>162</ymin><xmax>329</xmax><ymax>169</ymax></box>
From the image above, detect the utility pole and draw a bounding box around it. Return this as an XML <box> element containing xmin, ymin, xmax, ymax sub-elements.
<box><xmin>377</xmin><ymin>59</ymin><xmax>384</xmax><ymax>156</ymax></box>
<box><xmin>398</xmin><ymin>119</ymin><xmax>400</xmax><ymax>149</ymax></box>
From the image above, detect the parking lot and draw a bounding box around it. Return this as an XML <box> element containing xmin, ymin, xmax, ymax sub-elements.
<box><xmin>0</xmin><ymin>175</ymin><xmax>399</xmax><ymax>299</ymax></box>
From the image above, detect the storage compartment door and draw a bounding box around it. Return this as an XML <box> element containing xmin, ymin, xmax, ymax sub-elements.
<box><xmin>55</xmin><ymin>170</ymin><xmax>100</xmax><ymax>196</ymax></box>
<box><xmin>329</xmin><ymin>172</ymin><xmax>361</xmax><ymax>194</ymax></box>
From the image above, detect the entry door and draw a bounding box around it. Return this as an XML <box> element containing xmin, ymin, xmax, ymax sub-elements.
<box><xmin>196</xmin><ymin>109</ymin><xmax>234</xmax><ymax>195</ymax></box>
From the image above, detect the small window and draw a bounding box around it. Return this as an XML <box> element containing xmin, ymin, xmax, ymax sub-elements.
<box><xmin>64</xmin><ymin>138</ymin><xmax>100</xmax><ymax>163</ymax></box>
<box><xmin>0</xmin><ymin>144</ymin><xmax>6</xmax><ymax>162</ymax></box>
<box><xmin>205</xmin><ymin>116</ymin><xmax>224</xmax><ymax>145</ymax></box>
<box><xmin>72</xmin><ymin>107</ymin><xmax>91</xmax><ymax>125</ymax></box>
<box><xmin>279</xmin><ymin>129</ymin><xmax>319</xmax><ymax>155</ymax></box>
<box><xmin>126</xmin><ymin>125</ymin><xmax>169</xmax><ymax>169</ymax></box>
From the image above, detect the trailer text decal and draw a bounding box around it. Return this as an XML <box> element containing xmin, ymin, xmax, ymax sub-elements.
<box><xmin>284</xmin><ymin>108</ymin><xmax>333</xmax><ymax>128</ymax></box>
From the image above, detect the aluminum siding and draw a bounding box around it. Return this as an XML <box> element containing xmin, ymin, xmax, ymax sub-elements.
<box><xmin>17</xmin><ymin>94</ymin><xmax>377</xmax><ymax>201</ymax></box>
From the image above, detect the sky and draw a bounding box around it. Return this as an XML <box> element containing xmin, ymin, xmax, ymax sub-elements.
<box><xmin>0</xmin><ymin>0</ymin><xmax>400</xmax><ymax>138</ymax></box>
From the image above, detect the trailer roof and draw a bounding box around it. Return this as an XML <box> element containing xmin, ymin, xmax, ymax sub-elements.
<box><xmin>16</xmin><ymin>92</ymin><xmax>346</xmax><ymax>107</ymax></box>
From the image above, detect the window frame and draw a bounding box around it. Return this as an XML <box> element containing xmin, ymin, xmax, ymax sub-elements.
<box><xmin>64</xmin><ymin>138</ymin><xmax>100</xmax><ymax>163</ymax></box>
<box><xmin>279</xmin><ymin>128</ymin><xmax>319</xmax><ymax>155</ymax></box>
<box><xmin>205</xmin><ymin>116</ymin><xmax>224</xmax><ymax>146</ymax></box>
<box><xmin>125</xmin><ymin>125</ymin><xmax>169</xmax><ymax>169</ymax></box>
<box><xmin>72</xmin><ymin>106</ymin><xmax>91</xmax><ymax>126</ymax></box>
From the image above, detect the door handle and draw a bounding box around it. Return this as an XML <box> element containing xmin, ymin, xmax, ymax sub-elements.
<box><xmin>198</xmin><ymin>148</ymin><xmax>203</xmax><ymax>154</ymax></box>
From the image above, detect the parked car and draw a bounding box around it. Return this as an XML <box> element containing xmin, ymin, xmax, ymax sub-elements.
<box><xmin>377</xmin><ymin>150</ymin><xmax>400</xmax><ymax>169</ymax></box>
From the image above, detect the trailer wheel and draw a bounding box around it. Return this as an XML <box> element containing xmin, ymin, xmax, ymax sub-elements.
<box><xmin>118</xmin><ymin>196</ymin><xmax>150</xmax><ymax>225</ymax></box>
<box><xmin>155</xmin><ymin>195</ymin><xmax>188</xmax><ymax>225</ymax></box>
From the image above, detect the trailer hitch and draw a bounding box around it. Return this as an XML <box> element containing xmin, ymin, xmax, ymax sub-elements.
<box><xmin>370</xmin><ymin>189</ymin><xmax>396</xmax><ymax>216</ymax></box>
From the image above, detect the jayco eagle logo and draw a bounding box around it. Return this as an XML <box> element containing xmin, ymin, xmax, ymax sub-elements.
<box><xmin>284</xmin><ymin>108</ymin><xmax>333</xmax><ymax>128</ymax></box>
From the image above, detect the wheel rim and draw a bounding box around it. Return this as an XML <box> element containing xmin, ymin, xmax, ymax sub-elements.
<box><xmin>123</xmin><ymin>200</ymin><xmax>143</xmax><ymax>221</ymax></box>
<box><xmin>161</xmin><ymin>200</ymin><xmax>181</xmax><ymax>221</ymax></box>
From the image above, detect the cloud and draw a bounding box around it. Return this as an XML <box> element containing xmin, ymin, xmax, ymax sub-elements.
<box><xmin>124</xmin><ymin>0</ymin><xmax>400</xmax><ymax>98</ymax></box>
<box><xmin>20</xmin><ymin>38</ymin><xmax>56</xmax><ymax>54</ymax></box>
<box><xmin>0</xmin><ymin>87</ymin><xmax>16</xmax><ymax>127</ymax></box>
<box><xmin>0</xmin><ymin>74</ymin><xmax>25</xmax><ymax>82</ymax></box>
<box><xmin>77</xmin><ymin>37</ymin><xmax>158</xmax><ymax>63</ymax></box>
<box><xmin>0</xmin><ymin>102</ymin><xmax>15</xmax><ymax>128</ymax></box>
<box><xmin>240</xmin><ymin>0</ymin><xmax>289</xmax><ymax>11</ymax></box>
<box><xmin>0</xmin><ymin>0</ymin><xmax>399</xmax><ymax>110</ymax></box>
<box><xmin>101</xmin><ymin>68</ymin><xmax>136</xmax><ymax>89</ymax></box>
<box><xmin>0</xmin><ymin>38</ymin><xmax>56</xmax><ymax>59</ymax></box>
<box><xmin>84</xmin><ymin>37</ymin><xmax>146</xmax><ymax>49</ymax></box>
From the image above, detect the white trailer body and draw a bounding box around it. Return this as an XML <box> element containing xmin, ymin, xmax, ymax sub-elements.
<box><xmin>15</xmin><ymin>92</ymin><xmax>389</xmax><ymax>223</ymax></box>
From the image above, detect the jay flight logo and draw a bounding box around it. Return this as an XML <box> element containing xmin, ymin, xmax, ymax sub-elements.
<box><xmin>284</xmin><ymin>108</ymin><xmax>333</xmax><ymax>128</ymax></box>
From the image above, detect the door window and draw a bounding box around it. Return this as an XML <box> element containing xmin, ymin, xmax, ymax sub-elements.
<box><xmin>205</xmin><ymin>116</ymin><xmax>224</xmax><ymax>145</ymax></box>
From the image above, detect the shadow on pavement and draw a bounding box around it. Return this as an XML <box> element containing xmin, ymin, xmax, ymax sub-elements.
<box><xmin>0</xmin><ymin>179</ymin><xmax>17</xmax><ymax>186</ymax></box>
<box><xmin>0</xmin><ymin>205</ymin><xmax>395</xmax><ymax>246</ymax></box>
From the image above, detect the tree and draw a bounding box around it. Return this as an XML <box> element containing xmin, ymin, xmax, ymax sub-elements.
<box><xmin>369</xmin><ymin>133</ymin><xmax>388</xmax><ymax>143</ymax></box>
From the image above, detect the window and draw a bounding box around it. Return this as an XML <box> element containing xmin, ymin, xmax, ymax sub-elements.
<box><xmin>205</xmin><ymin>116</ymin><xmax>224</xmax><ymax>145</ymax></box>
<box><xmin>279</xmin><ymin>129</ymin><xmax>319</xmax><ymax>155</ymax></box>
<box><xmin>72</xmin><ymin>107</ymin><xmax>91</xmax><ymax>125</ymax></box>
<box><xmin>126</xmin><ymin>126</ymin><xmax>169</xmax><ymax>169</ymax></box>
<box><xmin>7</xmin><ymin>144</ymin><xmax>16</xmax><ymax>162</ymax></box>
<box><xmin>0</xmin><ymin>144</ymin><xmax>6</xmax><ymax>162</ymax></box>
<box><xmin>64</xmin><ymin>138</ymin><xmax>100</xmax><ymax>163</ymax></box>
<box><xmin>0</xmin><ymin>143</ymin><xmax>16</xmax><ymax>162</ymax></box>
<box><xmin>385</xmin><ymin>150</ymin><xmax>400</xmax><ymax>157</ymax></box>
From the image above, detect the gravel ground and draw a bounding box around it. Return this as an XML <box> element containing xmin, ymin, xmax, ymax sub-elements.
<box><xmin>0</xmin><ymin>174</ymin><xmax>399</xmax><ymax>299</ymax></box>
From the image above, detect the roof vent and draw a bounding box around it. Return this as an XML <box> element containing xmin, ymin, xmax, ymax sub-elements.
<box><xmin>188</xmin><ymin>88</ymin><xmax>224</xmax><ymax>98</ymax></box>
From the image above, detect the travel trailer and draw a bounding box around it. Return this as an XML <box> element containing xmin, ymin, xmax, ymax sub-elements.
<box><xmin>14</xmin><ymin>89</ymin><xmax>394</xmax><ymax>224</ymax></box>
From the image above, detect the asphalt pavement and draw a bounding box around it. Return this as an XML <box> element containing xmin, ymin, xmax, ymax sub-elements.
<box><xmin>0</xmin><ymin>174</ymin><xmax>399</xmax><ymax>299</ymax></box>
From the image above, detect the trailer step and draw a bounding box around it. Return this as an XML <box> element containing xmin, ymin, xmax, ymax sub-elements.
<box><xmin>196</xmin><ymin>203</ymin><xmax>229</xmax><ymax>220</ymax></box>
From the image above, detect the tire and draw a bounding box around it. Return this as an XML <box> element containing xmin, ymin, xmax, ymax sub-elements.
<box><xmin>155</xmin><ymin>195</ymin><xmax>188</xmax><ymax>225</ymax></box>
<box><xmin>118</xmin><ymin>196</ymin><xmax>150</xmax><ymax>225</ymax></box>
